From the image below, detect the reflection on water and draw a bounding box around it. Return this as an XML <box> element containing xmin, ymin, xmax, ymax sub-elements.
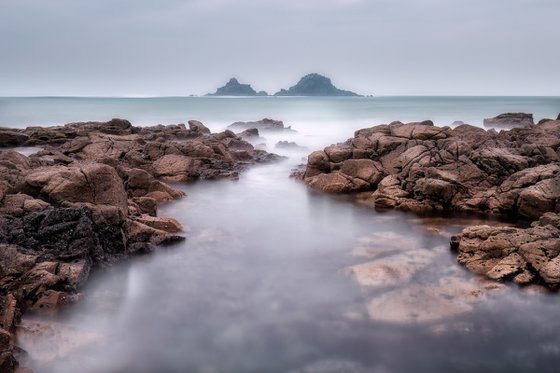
<box><xmin>15</xmin><ymin>114</ymin><xmax>560</xmax><ymax>373</ymax></box>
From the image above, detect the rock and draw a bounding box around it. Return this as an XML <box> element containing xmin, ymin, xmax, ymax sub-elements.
<box><xmin>228</xmin><ymin>118</ymin><xmax>294</xmax><ymax>133</ymax></box>
<box><xmin>0</xmin><ymin>117</ymin><xmax>280</xmax><ymax>367</ymax></box>
<box><xmin>152</xmin><ymin>154</ymin><xmax>196</xmax><ymax>182</ymax></box>
<box><xmin>306</xmin><ymin>171</ymin><xmax>369</xmax><ymax>193</ymax></box>
<box><xmin>300</xmin><ymin>119</ymin><xmax>560</xmax><ymax>219</ymax></box>
<box><xmin>483</xmin><ymin>113</ymin><xmax>534</xmax><ymax>129</ymax></box>
<box><xmin>188</xmin><ymin>120</ymin><xmax>210</xmax><ymax>135</ymax></box>
<box><xmin>345</xmin><ymin>249</ymin><xmax>437</xmax><ymax>289</ymax></box>
<box><xmin>452</xmin><ymin>215</ymin><xmax>560</xmax><ymax>288</ymax></box>
<box><xmin>0</xmin><ymin>130</ymin><xmax>29</xmax><ymax>147</ymax></box>
<box><xmin>135</xmin><ymin>215</ymin><xmax>182</xmax><ymax>233</ymax></box>
<box><xmin>275</xmin><ymin>141</ymin><xmax>307</xmax><ymax>151</ymax></box>
<box><xmin>207</xmin><ymin>78</ymin><xmax>267</xmax><ymax>96</ymax></box>
<box><xmin>25</xmin><ymin>163</ymin><xmax>128</xmax><ymax>213</ymax></box>
<box><xmin>366</xmin><ymin>277</ymin><xmax>484</xmax><ymax>324</ymax></box>
<box><xmin>274</xmin><ymin>73</ymin><xmax>360</xmax><ymax>96</ymax></box>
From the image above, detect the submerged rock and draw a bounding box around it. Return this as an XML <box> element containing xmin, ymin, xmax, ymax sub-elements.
<box><xmin>228</xmin><ymin>118</ymin><xmax>295</xmax><ymax>133</ymax></box>
<box><xmin>483</xmin><ymin>113</ymin><xmax>534</xmax><ymax>129</ymax></box>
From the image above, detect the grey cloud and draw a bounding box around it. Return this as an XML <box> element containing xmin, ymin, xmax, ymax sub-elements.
<box><xmin>0</xmin><ymin>0</ymin><xmax>559</xmax><ymax>95</ymax></box>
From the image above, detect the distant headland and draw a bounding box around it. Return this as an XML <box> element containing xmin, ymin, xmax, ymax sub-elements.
<box><xmin>207</xmin><ymin>74</ymin><xmax>361</xmax><ymax>97</ymax></box>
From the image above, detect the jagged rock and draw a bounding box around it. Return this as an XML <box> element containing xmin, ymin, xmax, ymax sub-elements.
<box><xmin>188</xmin><ymin>120</ymin><xmax>210</xmax><ymax>135</ymax></box>
<box><xmin>451</xmin><ymin>213</ymin><xmax>560</xmax><ymax>287</ymax></box>
<box><xmin>483</xmin><ymin>113</ymin><xmax>534</xmax><ymax>129</ymax></box>
<box><xmin>0</xmin><ymin>130</ymin><xmax>29</xmax><ymax>147</ymax></box>
<box><xmin>25</xmin><ymin>163</ymin><xmax>128</xmax><ymax>213</ymax></box>
<box><xmin>0</xmin><ymin>118</ymin><xmax>282</xmax><ymax>368</ymax></box>
<box><xmin>299</xmin><ymin>120</ymin><xmax>560</xmax><ymax>219</ymax></box>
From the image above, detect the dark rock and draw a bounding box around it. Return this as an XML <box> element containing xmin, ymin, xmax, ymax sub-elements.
<box><xmin>275</xmin><ymin>141</ymin><xmax>308</xmax><ymax>151</ymax></box>
<box><xmin>0</xmin><ymin>130</ymin><xmax>29</xmax><ymax>147</ymax></box>
<box><xmin>228</xmin><ymin>118</ymin><xmax>295</xmax><ymax>133</ymax></box>
<box><xmin>274</xmin><ymin>73</ymin><xmax>360</xmax><ymax>96</ymax></box>
<box><xmin>188</xmin><ymin>120</ymin><xmax>211</xmax><ymax>135</ymax></box>
<box><xmin>483</xmin><ymin>113</ymin><xmax>534</xmax><ymax>129</ymax></box>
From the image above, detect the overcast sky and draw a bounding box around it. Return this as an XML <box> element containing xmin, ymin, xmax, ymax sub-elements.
<box><xmin>1</xmin><ymin>0</ymin><xmax>559</xmax><ymax>96</ymax></box>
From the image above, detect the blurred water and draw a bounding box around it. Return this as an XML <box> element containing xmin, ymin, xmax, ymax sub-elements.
<box><xmin>8</xmin><ymin>96</ymin><xmax>560</xmax><ymax>372</ymax></box>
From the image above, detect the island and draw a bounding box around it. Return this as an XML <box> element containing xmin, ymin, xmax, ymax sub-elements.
<box><xmin>274</xmin><ymin>73</ymin><xmax>361</xmax><ymax>96</ymax></box>
<box><xmin>206</xmin><ymin>78</ymin><xmax>267</xmax><ymax>96</ymax></box>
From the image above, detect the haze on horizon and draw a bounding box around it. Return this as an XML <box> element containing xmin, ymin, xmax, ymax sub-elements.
<box><xmin>1</xmin><ymin>0</ymin><xmax>559</xmax><ymax>97</ymax></box>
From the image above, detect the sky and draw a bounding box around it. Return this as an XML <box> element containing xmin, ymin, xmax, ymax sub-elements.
<box><xmin>0</xmin><ymin>0</ymin><xmax>559</xmax><ymax>96</ymax></box>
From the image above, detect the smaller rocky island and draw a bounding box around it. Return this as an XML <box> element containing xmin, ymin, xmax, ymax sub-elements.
<box><xmin>274</xmin><ymin>73</ymin><xmax>360</xmax><ymax>97</ymax></box>
<box><xmin>207</xmin><ymin>78</ymin><xmax>267</xmax><ymax>96</ymax></box>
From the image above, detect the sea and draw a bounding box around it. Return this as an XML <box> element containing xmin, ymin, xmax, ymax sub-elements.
<box><xmin>2</xmin><ymin>96</ymin><xmax>560</xmax><ymax>373</ymax></box>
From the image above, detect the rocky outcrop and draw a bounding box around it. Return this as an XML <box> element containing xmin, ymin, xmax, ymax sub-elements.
<box><xmin>274</xmin><ymin>73</ymin><xmax>360</xmax><ymax>96</ymax></box>
<box><xmin>451</xmin><ymin>213</ymin><xmax>560</xmax><ymax>287</ymax></box>
<box><xmin>0</xmin><ymin>118</ymin><xmax>280</xmax><ymax>371</ymax></box>
<box><xmin>299</xmin><ymin>118</ymin><xmax>560</xmax><ymax>288</ymax></box>
<box><xmin>207</xmin><ymin>78</ymin><xmax>267</xmax><ymax>96</ymax></box>
<box><xmin>228</xmin><ymin>118</ymin><xmax>295</xmax><ymax>133</ymax></box>
<box><xmin>483</xmin><ymin>113</ymin><xmax>534</xmax><ymax>129</ymax></box>
<box><xmin>300</xmin><ymin>119</ymin><xmax>560</xmax><ymax>220</ymax></box>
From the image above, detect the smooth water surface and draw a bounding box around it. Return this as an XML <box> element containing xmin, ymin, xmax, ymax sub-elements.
<box><xmin>1</xmin><ymin>96</ymin><xmax>559</xmax><ymax>130</ymax></box>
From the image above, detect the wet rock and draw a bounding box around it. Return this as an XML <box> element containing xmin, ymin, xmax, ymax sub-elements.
<box><xmin>0</xmin><ymin>117</ymin><xmax>280</xmax><ymax>366</ymax></box>
<box><xmin>152</xmin><ymin>154</ymin><xmax>197</xmax><ymax>182</ymax></box>
<box><xmin>0</xmin><ymin>130</ymin><xmax>29</xmax><ymax>147</ymax></box>
<box><xmin>25</xmin><ymin>163</ymin><xmax>128</xmax><ymax>212</ymax></box>
<box><xmin>188</xmin><ymin>120</ymin><xmax>211</xmax><ymax>135</ymax></box>
<box><xmin>452</xmin><ymin>214</ymin><xmax>560</xmax><ymax>288</ymax></box>
<box><xmin>483</xmin><ymin>113</ymin><xmax>534</xmax><ymax>129</ymax></box>
<box><xmin>300</xmin><ymin>119</ymin><xmax>560</xmax><ymax>219</ymax></box>
<box><xmin>275</xmin><ymin>141</ymin><xmax>307</xmax><ymax>151</ymax></box>
<box><xmin>228</xmin><ymin>118</ymin><xmax>295</xmax><ymax>133</ymax></box>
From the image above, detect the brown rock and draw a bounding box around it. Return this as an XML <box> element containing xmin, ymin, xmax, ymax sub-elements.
<box><xmin>152</xmin><ymin>154</ymin><xmax>196</xmax><ymax>182</ymax></box>
<box><xmin>188</xmin><ymin>120</ymin><xmax>211</xmax><ymax>134</ymax></box>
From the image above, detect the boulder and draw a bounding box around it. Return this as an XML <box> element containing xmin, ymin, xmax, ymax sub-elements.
<box><xmin>483</xmin><ymin>113</ymin><xmax>534</xmax><ymax>129</ymax></box>
<box><xmin>188</xmin><ymin>120</ymin><xmax>211</xmax><ymax>135</ymax></box>
<box><xmin>25</xmin><ymin>163</ymin><xmax>128</xmax><ymax>212</ymax></box>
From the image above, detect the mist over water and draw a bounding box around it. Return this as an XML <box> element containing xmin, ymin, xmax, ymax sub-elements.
<box><xmin>8</xmin><ymin>97</ymin><xmax>560</xmax><ymax>372</ymax></box>
<box><xmin>1</xmin><ymin>96</ymin><xmax>559</xmax><ymax>130</ymax></box>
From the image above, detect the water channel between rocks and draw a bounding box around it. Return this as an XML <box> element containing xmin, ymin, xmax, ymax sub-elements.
<box><xmin>16</xmin><ymin>154</ymin><xmax>560</xmax><ymax>373</ymax></box>
<box><xmin>6</xmin><ymin>95</ymin><xmax>560</xmax><ymax>372</ymax></box>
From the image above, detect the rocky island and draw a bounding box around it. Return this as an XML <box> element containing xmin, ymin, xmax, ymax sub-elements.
<box><xmin>0</xmin><ymin>119</ymin><xmax>280</xmax><ymax>371</ymax></box>
<box><xmin>274</xmin><ymin>73</ymin><xmax>360</xmax><ymax>96</ymax></box>
<box><xmin>206</xmin><ymin>74</ymin><xmax>361</xmax><ymax>97</ymax></box>
<box><xmin>207</xmin><ymin>78</ymin><xmax>267</xmax><ymax>96</ymax></box>
<box><xmin>296</xmin><ymin>115</ymin><xmax>560</xmax><ymax>288</ymax></box>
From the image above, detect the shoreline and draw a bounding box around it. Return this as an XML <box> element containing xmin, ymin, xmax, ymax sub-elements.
<box><xmin>2</xmin><ymin>113</ymin><xmax>560</xmax><ymax>370</ymax></box>
<box><xmin>0</xmin><ymin>118</ymin><xmax>281</xmax><ymax>371</ymax></box>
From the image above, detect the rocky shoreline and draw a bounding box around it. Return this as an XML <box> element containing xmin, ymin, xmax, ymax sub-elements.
<box><xmin>0</xmin><ymin>119</ymin><xmax>280</xmax><ymax>371</ymax></box>
<box><xmin>296</xmin><ymin>117</ymin><xmax>560</xmax><ymax>289</ymax></box>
